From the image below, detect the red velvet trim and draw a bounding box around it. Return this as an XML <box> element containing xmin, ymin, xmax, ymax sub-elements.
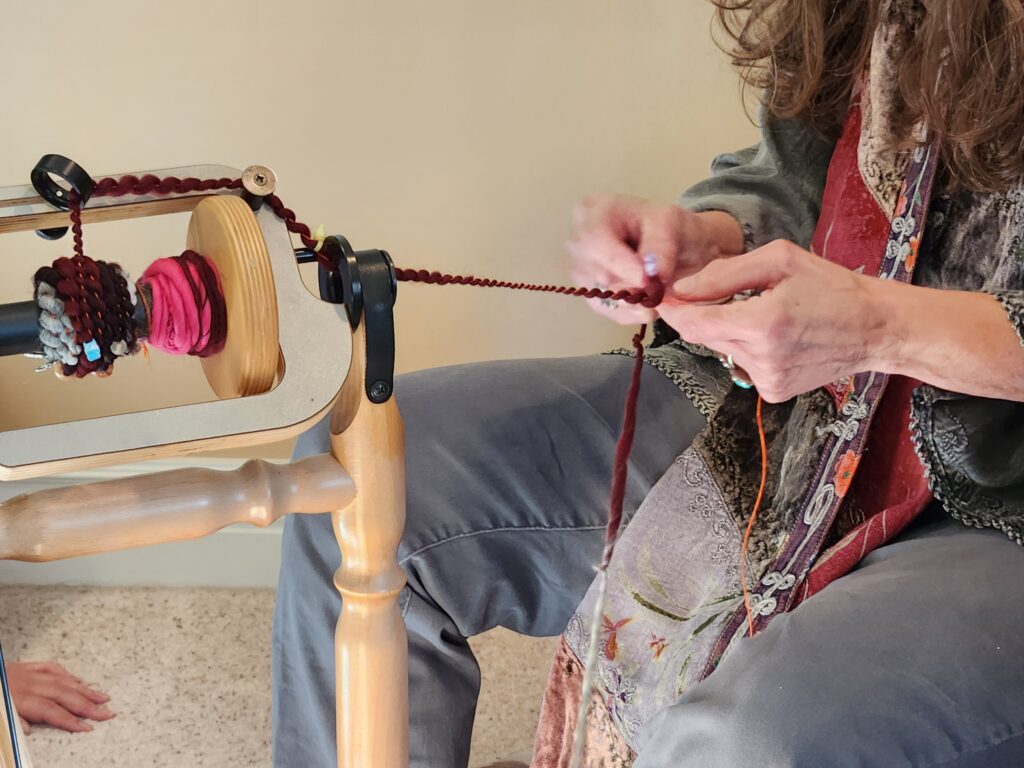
<box><xmin>793</xmin><ymin>103</ymin><xmax>933</xmax><ymax>607</ymax></box>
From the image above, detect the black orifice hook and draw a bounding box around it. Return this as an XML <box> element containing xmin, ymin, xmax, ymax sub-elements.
<box><xmin>30</xmin><ymin>154</ymin><xmax>96</xmax><ymax>240</ymax></box>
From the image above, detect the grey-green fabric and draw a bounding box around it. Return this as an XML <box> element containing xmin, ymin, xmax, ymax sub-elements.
<box><xmin>648</xmin><ymin>115</ymin><xmax>1024</xmax><ymax>548</ymax></box>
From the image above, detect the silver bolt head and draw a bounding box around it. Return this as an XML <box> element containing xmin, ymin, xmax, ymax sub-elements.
<box><xmin>242</xmin><ymin>164</ymin><xmax>278</xmax><ymax>196</ymax></box>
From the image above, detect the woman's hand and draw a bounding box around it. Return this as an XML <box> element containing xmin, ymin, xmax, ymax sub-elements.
<box><xmin>8</xmin><ymin>661</ymin><xmax>114</xmax><ymax>734</ymax></box>
<box><xmin>658</xmin><ymin>240</ymin><xmax>892</xmax><ymax>402</ymax></box>
<box><xmin>567</xmin><ymin>195</ymin><xmax>743</xmax><ymax>325</ymax></box>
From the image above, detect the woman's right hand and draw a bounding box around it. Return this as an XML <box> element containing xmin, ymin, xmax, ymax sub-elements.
<box><xmin>566</xmin><ymin>195</ymin><xmax>734</xmax><ymax>325</ymax></box>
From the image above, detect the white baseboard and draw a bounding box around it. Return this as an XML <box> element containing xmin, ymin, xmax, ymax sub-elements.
<box><xmin>0</xmin><ymin>458</ymin><xmax>286</xmax><ymax>588</ymax></box>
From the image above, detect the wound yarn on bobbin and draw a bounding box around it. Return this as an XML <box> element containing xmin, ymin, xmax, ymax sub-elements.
<box><xmin>28</xmin><ymin>189</ymin><xmax>229</xmax><ymax>378</ymax></box>
<box><xmin>138</xmin><ymin>251</ymin><xmax>227</xmax><ymax>358</ymax></box>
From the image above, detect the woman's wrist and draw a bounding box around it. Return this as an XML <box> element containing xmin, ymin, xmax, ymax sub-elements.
<box><xmin>693</xmin><ymin>210</ymin><xmax>746</xmax><ymax>265</ymax></box>
<box><xmin>862</xmin><ymin>278</ymin><xmax>1024</xmax><ymax>398</ymax></box>
<box><xmin>860</xmin><ymin>277</ymin><xmax>914</xmax><ymax>376</ymax></box>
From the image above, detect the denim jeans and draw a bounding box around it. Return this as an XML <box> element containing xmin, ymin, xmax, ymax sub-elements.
<box><xmin>272</xmin><ymin>355</ymin><xmax>1024</xmax><ymax>767</ymax></box>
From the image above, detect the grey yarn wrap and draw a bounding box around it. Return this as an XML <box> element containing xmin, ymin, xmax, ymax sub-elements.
<box><xmin>33</xmin><ymin>281</ymin><xmax>80</xmax><ymax>369</ymax></box>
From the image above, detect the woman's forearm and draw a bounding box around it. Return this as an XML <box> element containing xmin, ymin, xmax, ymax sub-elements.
<box><xmin>869</xmin><ymin>280</ymin><xmax>1024</xmax><ymax>401</ymax></box>
<box><xmin>694</xmin><ymin>210</ymin><xmax>746</xmax><ymax>263</ymax></box>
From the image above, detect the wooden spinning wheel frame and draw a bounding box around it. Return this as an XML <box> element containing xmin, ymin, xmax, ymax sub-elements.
<box><xmin>0</xmin><ymin>163</ymin><xmax>410</xmax><ymax>767</ymax></box>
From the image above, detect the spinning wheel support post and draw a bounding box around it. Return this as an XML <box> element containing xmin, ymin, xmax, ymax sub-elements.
<box><xmin>320</xmin><ymin>236</ymin><xmax>409</xmax><ymax>768</ymax></box>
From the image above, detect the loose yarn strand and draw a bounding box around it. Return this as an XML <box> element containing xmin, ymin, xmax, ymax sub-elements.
<box><xmin>740</xmin><ymin>395</ymin><xmax>768</xmax><ymax>637</ymax></box>
<box><xmin>570</xmin><ymin>567</ymin><xmax>609</xmax><ymax>768</ymax></box>
<box><xmin>394</xmin><ymin>268</ymin><xmax>663</xmax><ymax>308</ymax></box>
<box><xmin>569</xmin><ymin>325</ymin><xmax>648</xmax><ymax>768</ymax></box>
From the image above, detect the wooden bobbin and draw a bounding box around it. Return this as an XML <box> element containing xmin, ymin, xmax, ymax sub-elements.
<box><xmin>185</xmin><ymin>196</ymin><xmax>279</xmax><ymax>399</ymax></box>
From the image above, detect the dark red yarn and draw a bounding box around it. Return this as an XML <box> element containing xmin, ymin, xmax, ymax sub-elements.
<box><xmin>603</xmin><ymin>326</ymin><xmax>648</xmax><ymax>566</ymax></box>
<box><xmin>88</xmin><ymin>175</ymin><xmax>665</xmax><ymax>310</ymax></box>
<box><xmin>45</xmin><ymin>254</ymin><xmax>107</xmax><ymax>377</ymax></box>
<box><xmin>393</xmin><ymin>268</ymin><xmax>664</xmax><ymax>308</ymax></box>
<box><xmin>92</xmin><ymin>174</ymin><xmax>242</xmax><ymax>199</ymax></box>
<box><xmin>38</xmin><ymin>192</ymin><xmax>126</xmax><ymax>376</ymax></box>
<box><xmin>264</xmin><ymin>194</ymin><xmax>319</xmax><ymax>253</ymax></box>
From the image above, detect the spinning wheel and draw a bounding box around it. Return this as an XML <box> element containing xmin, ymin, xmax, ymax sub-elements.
<box><xmin>0</xmin><ymin>157</ymin><xmax>408</xmax><ymax>767</ymax></box>
<box><xmin>0</xmin><ymin>153</ymin><xmax>663</xmax><ymax>768</ymax></box>
<box><xmin>0</xmin><ymin>162</ymin><xmax>351</xmax><ymax>480</ymax></box>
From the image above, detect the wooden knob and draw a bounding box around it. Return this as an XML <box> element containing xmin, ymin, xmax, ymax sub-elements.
<box><xmin>186</xmin><ymin>196</ymin><xmax>279</xmax><ymax>398</ymax></box>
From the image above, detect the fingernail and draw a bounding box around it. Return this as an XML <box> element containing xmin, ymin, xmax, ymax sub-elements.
<box><xmin>642</xmin><ymin>253</ymin><xmax>658</xmax><ymax>277</ymax></box>
<box><xmin>97</xmin><ymin>707</ymin><xmax>114</xmax><ymax>718</ymax></box>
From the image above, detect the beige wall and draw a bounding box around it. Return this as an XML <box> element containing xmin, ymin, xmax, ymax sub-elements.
<box><xmin>0</xmin><ymin>0</ymin><xmax>757</xmax><ymax>457</ymax></box>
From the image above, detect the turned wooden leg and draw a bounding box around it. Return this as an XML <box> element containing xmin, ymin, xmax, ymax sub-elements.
<box><xmin>329</xmin><ymin>326</ymin><xmax>409</xmax><ymax>768</ymax></box>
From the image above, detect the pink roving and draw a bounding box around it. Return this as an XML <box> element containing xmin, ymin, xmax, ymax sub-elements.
<box><xmin>139</xmin><ymin>256</ymin><xmax>221</xmax><ymax>355</ymax></box>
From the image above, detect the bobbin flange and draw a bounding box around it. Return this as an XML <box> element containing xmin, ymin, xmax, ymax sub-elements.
<box><xmin>186</xmin><ymin>195</ymin><xmax>280</xmax><ymax>399</ymax></box>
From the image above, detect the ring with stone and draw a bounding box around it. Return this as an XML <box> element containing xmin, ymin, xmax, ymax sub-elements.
<box><xmin>719</xmin><ymin>353</ymin><xmax>754</xmax><ymax>389</ymax></box>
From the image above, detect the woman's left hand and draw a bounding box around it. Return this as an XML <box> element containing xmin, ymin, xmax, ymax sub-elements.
<box><xmin>658</xmin><ymin>240</ymin><xmax>893</xmax><ymax>403</ymax></box>
<box><xmin>8</xmin><ymin>661</ymin><xmax>114</xmax><ymax>733</ymax></box>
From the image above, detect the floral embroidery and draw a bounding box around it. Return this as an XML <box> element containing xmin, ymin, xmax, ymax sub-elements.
<box><xmin>747</xmin><ymin>571</ymin><xmax>798</xmax><ymax>618</ymax></box>
<box><xmin>885</xmin><ymin>239</ymin><xmax>912</xmax><ymax>264</ymax></box>
<box><xmin>648</xmin><ymin>634</ymin><xmax>669</xmax><ymax>660</ymax></box>
<box><xmin>817</xmin><ymin>393</ymin><xmax>869</xmax><ymax>440</ymax></box>
<box><xmin>891</xmin><ymin>214</ymin><xmax>916</xmax><ymax>237</ymax></box>
<box><xmin>834</xmin><ymin>450</ymin><xmax>861</xmax><ymax>497</ymax></box>
<box><xmin>905</xmin><ymin>235</ymin><xmax>921</xmax><ymax>271</ymax></box>
<box><xmin>602</xmin><ymin>616</ymin><xmax>632</xmax><ymax>661</ymax></box>
<box><xmin>600</xmin><ymin>665</ymin><xmax>640</xmax><ymax>739</ymax></box>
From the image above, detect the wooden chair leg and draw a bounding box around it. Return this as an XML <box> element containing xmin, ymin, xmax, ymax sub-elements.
<box><xmin>330</xmin><ymin>326</ymin><xmax>409</xmax><ymax>768</ymax></box>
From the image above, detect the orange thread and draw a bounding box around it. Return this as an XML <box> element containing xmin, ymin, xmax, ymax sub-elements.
<box><xmin>740</xmin><ymin>395</ymin><xmax>768</xmax><ymax>637</ymax></box>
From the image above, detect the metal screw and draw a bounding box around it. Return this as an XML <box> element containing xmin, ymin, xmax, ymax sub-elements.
<box><xmin>370</xmin><ymin>380</ymin><xmax>391</xmax><ymax>401</ymax></box>
<box><xmin>242</xmin><ymin>164</ymin><xmax>278</xmax><ymax>197</ymax></box>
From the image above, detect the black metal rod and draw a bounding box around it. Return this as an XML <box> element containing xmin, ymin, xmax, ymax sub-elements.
<box><xmin>0</xmin><ymin>302</ymin><xmax>41</xmax><ymax>356</ymax></box>
<box><xmin>0</xmin><ymin>300</ymin><xmax>149</xmax><ymax>357</ymax></box>
<box><xmin>0</xmin><ymin>642</ymin><xmax>23</xmax><ymax>768</ymax></box>
<box><xmin>0</xmin><ymin>247</ymin><xmax>313</xmax><ymax>358</ymax></box>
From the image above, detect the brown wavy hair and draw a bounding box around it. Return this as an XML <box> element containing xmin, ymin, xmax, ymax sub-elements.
<box><xmin>713</xmin><ymin>0</ymin><xmax>1024</xmax><ymax>192</ymax></box>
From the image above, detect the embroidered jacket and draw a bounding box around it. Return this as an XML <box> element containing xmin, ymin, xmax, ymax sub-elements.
<box><xmin>532</xmin><ymin>1</ymin><xmax>1024</xmax><ymax>765</ymax></box>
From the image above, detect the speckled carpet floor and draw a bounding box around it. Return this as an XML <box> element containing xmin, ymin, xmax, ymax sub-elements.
<box><xmin>0</xmin><ymin>587</ymin><xmax>556</xmax><ymax>767</ymax></box>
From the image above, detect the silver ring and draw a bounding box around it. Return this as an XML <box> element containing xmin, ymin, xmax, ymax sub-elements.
<box><xmin>731</xmin><ymin>372</ymin><xmax>754</xmax><ymax>390</ymax></box>
<box><xmin>719</xmin><ymin>353</ymin><xmax>754</xmax><ymax>389</ymax></box>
